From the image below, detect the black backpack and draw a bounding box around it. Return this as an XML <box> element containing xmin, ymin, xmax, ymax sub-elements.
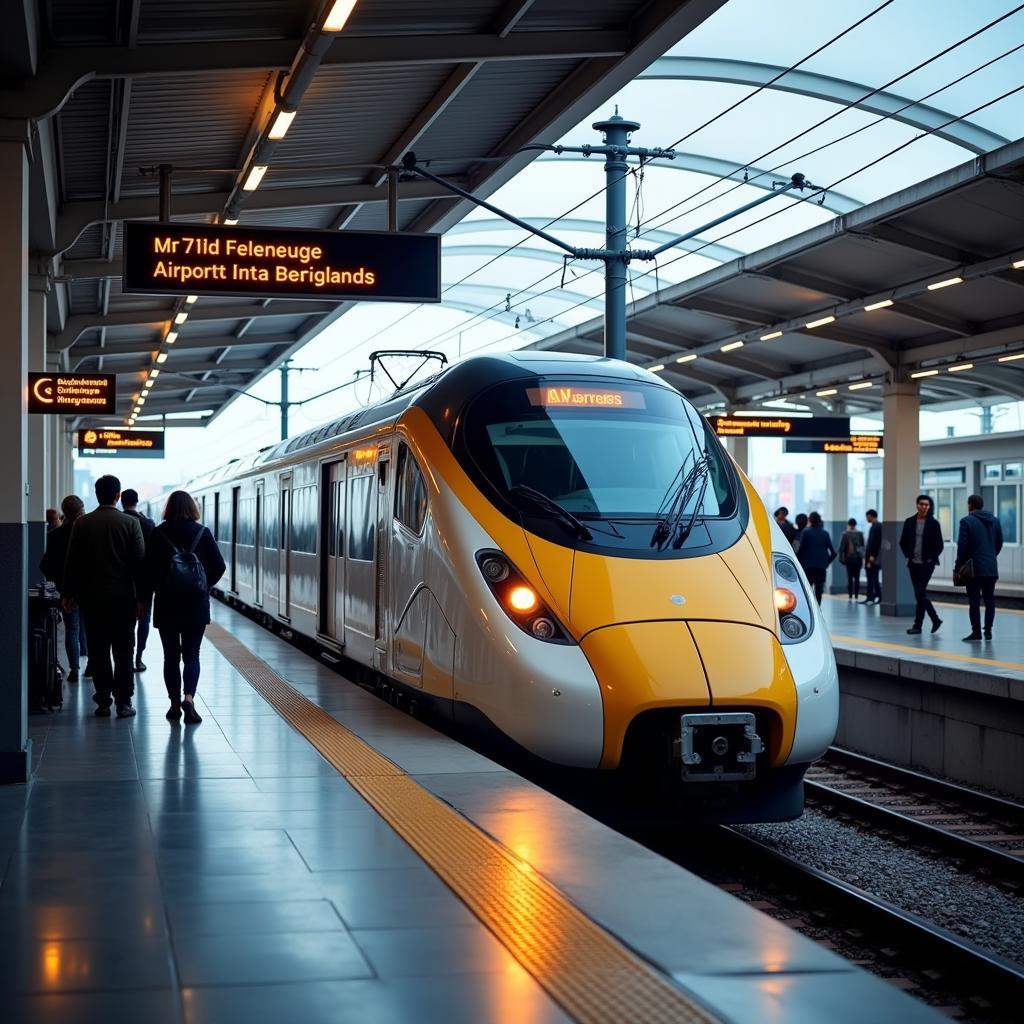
<box><xmin>163</xmin><ymin>527</ymin><xmax>208</xmax><ymax>599</ymax></box>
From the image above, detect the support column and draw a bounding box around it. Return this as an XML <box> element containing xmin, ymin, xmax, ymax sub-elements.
<box><xmin>826</xmin><ymin>451</ymin><xmax>848</xmax><ymax>594</ymax></box>
<box><xmin>27</xmin><ymin>277</ymin><xmax>48</xmax><ymax>583</ymax></box>
<box><xmin>726</xmin><ymin>436</ymin><xmax>749</xmax><ymax>475</ymax></box>
<box><xmin>0</xmin><ymin>137</ymin><xmax>31</xmax><ymax>782</ymax></box>
<box><xmin>881</xmin><ymin>381</ymin><xmax>920</xmax><ymax>617</ymax></box>
<box><xmin>46</xmin><ymin>354</ymin><xmax>61</xmax><ymax>508</ymax></box>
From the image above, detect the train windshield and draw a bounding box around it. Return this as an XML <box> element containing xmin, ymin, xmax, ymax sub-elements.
<box><xmin>464</xmin><ymin>378</ymin><xmax>736</xmax><ymax>519</ymax></box>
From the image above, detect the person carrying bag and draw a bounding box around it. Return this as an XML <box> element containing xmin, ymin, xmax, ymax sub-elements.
<box><xmin>838</xmin><ymin>518</ymin><xmax>865</xmax><ymax>600</ymax></box>
<box><xmin>954</xmin><ymin>495</ymin><xmax>1003</xmax><ymax>642</ymax></box>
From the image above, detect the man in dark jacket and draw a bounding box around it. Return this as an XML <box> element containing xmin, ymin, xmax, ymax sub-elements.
<box><xmin>898</xmin><ymin>494</ymin><xmax>944</xmax><ymax>635</ymax></box>
<box><xmin>774</xmin><ymin>507</ymin><xmax>797</xmax><ymax>543</ymax></box>
<box><xmin>795</xmin><ymin>511</ymin><xmax>836</xmax><ymax>604</ymax></box>
<box><xmin>955</xmin><ymin>494</ymin><xmax>1003</xmax><ymax>642</ymax></box>
<box><xmin>861</xmin><ymin>508</ymin><xmax>882</xmax><ymax>605</ymax></box>
<box><xmin>64</xmin><ymin>475</ymin><xmax>145</xmax><ymax>718</ymax></box>
<box><xmin>121</xmin><ymin>488</ymin><xmax>156</xmax><ymax>672</ymax></box>
<box><xmin>40</xmin><ymin>494</ymin><xmax>89</xmax><ymax>682</ymax></box>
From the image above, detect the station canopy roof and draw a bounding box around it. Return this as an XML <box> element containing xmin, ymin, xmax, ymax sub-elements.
<box><xmin>9</xmin><ymin>1</ymin><xmax>1024</xmax><ymax>429</ymax></box>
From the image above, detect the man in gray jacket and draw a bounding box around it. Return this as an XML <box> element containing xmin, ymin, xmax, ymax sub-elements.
<box><xmin>955</xmin><ymin>494</ymin><xmax>1004</xmax><ymax>643</ymax></box>
<box><xmin>63</xmin><ymin>475</ymin><xmax>145</xmax><ymax>717</ymax></box>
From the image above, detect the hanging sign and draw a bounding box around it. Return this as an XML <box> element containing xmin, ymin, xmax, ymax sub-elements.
<box><xmin>785</xmin><ymin>435</ymin><xmax>883</xmax><ymax>454</ymax></box>
<box><xmin>77</xmin><ymin>429</ymin><xmax>165</xmax><ymax>458</ymax></box>
<box><xmin>122</xmin><ymin>222</ymin><xmax>441</xmax><ymax>303</ymax></box>
<box><xmin>711</xmin><ymin>415</ymin><xmax>851</xmax><ymax>439</ymax></box>
<box><xmin>28</xmin><ymin>373</ymin><xmax>116</xmax><ymax>415</ymax></box>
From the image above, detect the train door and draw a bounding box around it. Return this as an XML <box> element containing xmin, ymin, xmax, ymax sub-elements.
<box><xmin>254</xmin><ymin>480</ymin><xmax>264</xmax><ymax>606</ymax></box>
<box><xmin>390</xmin><ymin>444</ymin><xmax>429</xmax><ymax>686</ymax></box>
<box><xmin>320</xmin><ymin>459</ymin><xmax>346</xmax><ymax>643</ymax></box>
<box><xmin>230</xmin><ymin>486</ymin><xmax>240</xmax><ymax>592</ymax></box>
<box><xmin>278</xmin><ymin>474</ymin><xmax>292</xmax><ymax>619</ymax></box>
<box><xmin>342</xmin><ymin>451</ymin><xmax>376</xmax><ymax>663</ymax></box>
<box><xmin>373</xmin><ymin>448</ymin><xmax>391</xmax><ymax>671</ymax></box>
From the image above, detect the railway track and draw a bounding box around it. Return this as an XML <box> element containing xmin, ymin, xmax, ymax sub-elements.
<box><xmin>806</xmin><ymin>748</ymin><xmax>1024</xmax><ymax>885</ymax></box>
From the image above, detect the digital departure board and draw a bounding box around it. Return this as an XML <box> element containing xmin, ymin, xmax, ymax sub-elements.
<box><xmin>785</xmin><ymin>436</ymin><xmax>883</xmax><ymax>455</ymax></box>
<box><xmin>711</xmin><ymin>415</ymin><xmax>851</xmax><ymax>439</ymax></box>
<box><xmin>526</xmin><ymin>386</ymin><xmax>647</xmax><ymax>409</ymax></box>
<box><xmin>28</xmin><ymin>373</ymin><xmax>116</xmax><ymax>415</ymax></box>
<box><xmin>123</xmin><ymin>222</ymin><xmax>441</xmax><ymax>302</ymax></box>
<box><xmin>77</xmin><ymin>429</ymin><xmax>165</xmax><ymax>458</ymax></box>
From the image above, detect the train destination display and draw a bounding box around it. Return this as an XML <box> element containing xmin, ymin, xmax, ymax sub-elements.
<box><xmin>123</xmin><ymin>222</ymin><xmax>441</xmax><ymax>302</ymax></box>
<box><xmin>28</xmin><ymin>373</ymin><xmax>116</xmax><ymax>415</ymax></box>
<box><xmin>785</xmin><ymin>435</ymin><xmax>883</xmax><ymax>455</ymax></box>
<box><xmin>77</xmin><ymin>429</ymin><xmax>165</xmax><ymax>458</ymax></box>
<box><xmin>711</xmin><ymin>415</ymin><xmax>852</xmax><ymax>439</ymax></box>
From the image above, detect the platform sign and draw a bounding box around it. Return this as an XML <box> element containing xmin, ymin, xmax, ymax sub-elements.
<box><xmin>122</xmin><ymin>222</ymin><xmax>441</xmax><ymax>303</ymax></box>
<box><xmin>785</xmin><ymin>435</ymin><xmax>883</xmax><ymax>455</ymax></box>
<box><xmin>77</xmin><ymin>429</ymin><xmax>165</xmax><ymax>458</ymax></box>
<box><xmin>711</xmin><ymin>415</ymin><xmax>851</xmax><ymax>439</ymax></box>
<box><xmin>28</xmin><ymin>373</ymin><xmax>116</xmax><ymax>415</ymax></box>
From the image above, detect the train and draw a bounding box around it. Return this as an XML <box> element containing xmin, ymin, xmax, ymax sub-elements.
<box><xmin>154</xmin><ymin>353</ymin><xmax>839</xmax><ymax>822</ymax></box>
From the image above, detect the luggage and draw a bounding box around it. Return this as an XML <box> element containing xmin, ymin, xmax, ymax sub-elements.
<box><xmin>28</xmin><ymin>586</ymin><xmax>63</xmax><ymax>713</ymax></box>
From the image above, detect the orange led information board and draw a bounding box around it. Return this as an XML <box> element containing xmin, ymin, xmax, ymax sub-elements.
<box><xmin>711</xmin><ymin>414</ymin><xmax>851</xmax><ymax>439</ymax></box>
<box><xmin>526</xmin><ymin>386</ymin><xmax>647</xmax><ymax>409</ymax></box>
<box><xmin>28</xmin><ymin>373</ymin><xmax>116</xmax><ymax>415</ymax></box>
<box><xmin>77</xmin><ymin>429</ymin><xmax>165</xmax><ymax>458</ymax></box>
<box><xmin>785</xmin><ymin>435</ymin><xmax>883</xmax><ymax>455</ymax></box>
<box><xmin>123</xmin><ymin>222</ymin><xmax>441</xmax><ymax>302</ymax></box>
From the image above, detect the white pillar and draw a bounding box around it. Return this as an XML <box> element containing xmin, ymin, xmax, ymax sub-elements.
<box><xmin>826</xmin><ymin>451</ymin><xmax>848</xmax><ymax>594</ymax></box>
<box><xmin>881</xmin><ymin>381</ymin><xmax>920</xmax><ymax>616</ymax></box>
<box><xmin>0</xmin><ymin>137</ymin><xmax>31</xmax><ymax>782</ymax></box>
<box><xmin>726</xmin><ymin>435</ymin><xmax>749</xmax><ymax>475</ymax></box>
<box><xmin>27</xmin><ymin>277</ymin><xmax>47</xmax><ymax>583</ymax></box>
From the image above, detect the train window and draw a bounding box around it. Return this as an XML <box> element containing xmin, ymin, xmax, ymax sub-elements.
<box><xmin>213</xmin><ymin>493</ymin><xmax>220</xmax><ymax>539</ymax></box>
<box><xmin>347</xmin><ymin>474</ymin><xmax>375</xmax><ymax>560</ymax></box>
<box><xmin>289</xmin><ymin>485</ymin><xmax>316</xmax><ymax>554</ymax></box>
<box><xmin>394</xmin><ymin>445</ymin><xmax>427</xmax><ymax>535</ymax></box>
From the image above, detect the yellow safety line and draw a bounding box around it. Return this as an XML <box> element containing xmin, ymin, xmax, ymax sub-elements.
<box><xmin>831</xmin><ymin>634</ymin><xmax>1024</xmax><ymax>673</ymax></box>
<box><xmin>822</xmin><ymin>592</ymin><xmax>1024</xmax><ymax>617</ymax></box>
<box><xmin>205</xmin><ymin>622</ymin><xmax>719</xmax><ymax>1024</ymax></box>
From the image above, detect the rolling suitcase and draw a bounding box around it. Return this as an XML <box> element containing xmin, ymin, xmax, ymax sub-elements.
<box><xmin>28</xmin><ymin>587</ymin><xmax>63</xmax><ymax>713</ymax></box>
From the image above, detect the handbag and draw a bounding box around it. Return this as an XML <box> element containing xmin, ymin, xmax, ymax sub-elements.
<box><xmin>952</xmin><ymin>558</ymin><xmax>974</xmax><ymax>587</ymax></box>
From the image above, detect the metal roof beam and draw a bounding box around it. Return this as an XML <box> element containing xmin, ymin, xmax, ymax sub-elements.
<box><xmin>855</xmin><ymin>224</ymin><xmax>981</xmax><ymax>265</ymax></box>
<box><xmin>753</xmin><ymin>267</ymin><xmax>861</xmax><ymax>301</ymax></box>
<box><xmin>678</xmin><ymin>297</ymin><xmax>771</xmax><ymax>326</ymax></box>
<box><xmin>70</xmin><ymin>331</ymin><xmax>302</xmax><ymax>365</ymax></box>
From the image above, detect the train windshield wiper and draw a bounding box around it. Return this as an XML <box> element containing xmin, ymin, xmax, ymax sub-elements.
<box><xmin>509</xmin><ymin>485</ymin><xmax>593</xmax><ymax>541</ymax></box>
<box><xmin>650</xmin><ymin>453</ymin><xmax>710</xmax><ymax>550</ymax></box>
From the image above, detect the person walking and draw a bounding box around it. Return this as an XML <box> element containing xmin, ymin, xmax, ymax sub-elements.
<box><xmin>838</xmin><ymin>518</ymin><xmax>865</xmax><ymax>600</ymax></box>
<box><xmin>796</xmin><ymin>511</ymin><xmax>836</xmax><ymax>604</ymax></box>
<box><xmin>774</xmin><ymin>507</ymin><xmax>797</xmax><ymax>543</ymax></box>
<box><xmin>63</xmin><ymin>475</ymin><xmax>145</xmax><ymax>717</ymax></box>
<box><xmin>792</xmin><ymin>512</ymin><xmax>809</xmax><ymax>554</ymax></box>
<box><xmin>861</xmin><ymin>509</ymin><xmax>882</xmax><ymax>605</ymax></box>
<box><xmin>898</xmin><ymin>494</ymin><xmax>944</xmax><ymax>635</ymax></box>
<box><xmin>39</xmin><ymin>494</ymin><xmax>90</xmax><ymax>683</ymax></box>
<box><xmin>143</xmin><ymin>490</ymin><xmax>225</xmax><ymax>724</ymax></box>
<box><xmin>121</xmin><ymin>488</ymin><xmax>156</xmax><ymax>672</ymax></box>
<box><xmin>955</xmin><ymin>494</ymin><xmax>1003</xmax><ymax>642</ymax></box>
<box><xmin>45</xmin><ymin>508</ymin><xmax>62</xmax><ymax>531</ymax></box>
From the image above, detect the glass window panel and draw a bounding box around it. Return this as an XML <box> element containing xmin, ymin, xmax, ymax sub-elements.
<box><xmin>983</xmin><ymin>463</ymin><xmax>1002</xmax><ymax>481</ymax></box>
<box><xmin>347</xmin><ymin>475</ymin><xmax>375</xmax><ymax>561</ymax></box>
<box><xmin>921</xmin><ymin>467</ymin><xmax>965</xmax><ymax>486</ymax></box>
<box><xmin>1004</xmin><ymin>463</ymin><xmax>1022</xmax><ymax>480</ymax></box>
<box><xmin>997</xmin><ymin>485</ymin><xmax>1018</xmax><ymax>545</ymax></box>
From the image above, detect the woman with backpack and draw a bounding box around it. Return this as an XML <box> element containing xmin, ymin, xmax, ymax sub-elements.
<box><xmin>143</xmin><ymin>490</ymin><xmax>225</xmax><ymax>723</ymax></box>
<box><xmin>838</xmin><ymin>518</ymin><xmax>865</xmax><ymax>600</ymax></box>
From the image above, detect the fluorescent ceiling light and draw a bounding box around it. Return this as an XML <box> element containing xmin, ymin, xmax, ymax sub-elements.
<box><xmin>760</xmin><ymin>331</ymin><xmax>782</xmax><ymax>341</ymax></box>
<box><xmin>268</xmin><ymin>109</ymin><xmax>296</xmax><ymax>140</ymax></box>
<box><xmin>185</xmin><ymin>295</ymin><xmax>198</xmax><ymax>304</ymax></box>
<box><xmin>324</xmin><ymin>0</ymin><xmax>358</xmax><ymax>31</ymax></box>
<box><xmin>675</xmin><ymin>353</ymin><xmax>698</xmax><ymax>363</ymax></box>
<box><xmin>156</xmin><ymin>353</ymin><xmax>168</xmax><ymax>364</ymax></box>
<box><xmin>816</xmin><ymin>388</ymin><xmax>838</xmax><ymax>397</ymax></box>
<box><xmin>223</xmin><ymin>218</ymin><xmax>239</xmax><ymax>226</ymax></box>
<box><xmin>848</xmin><ymin>381</ymin><xmax>873</xmax><ymax>391</ymax></box>
<box><xmin>947</xmin><ymin>362</ymin><xmax>973</xmax><ymax>373</ymax></box>
<box><xmin>648</xmin><ymin>364</ymin><xmax>665</xmax><ymax>372</ymax></box>
<box><xmin>243</xmin><ymin>164</ymin><xmax>268</xmax><ymax>191</ymax></box>
<box><xmin>927</xmin><ymin>276</ymin><xmax>963</xmax><ymax>291</ymax></box>
<box><xmin>998</xmin><ymin>351</ymin><xmax>1024</xmax><ymax>362</ymax></box>
<box><xmin>166</xmin><ymin>331</ymin><xmax>178</xmax><ymax>344</ymax></box>
<box><xmin>174</xmin><ymin>312</ymin><xmax>188</xmax><ymax>325</ymax></box>
<box><xmin>720</xmin><ymin>340</ymin><xmax>744</xmax><ymax>352</ymax></box>
<box><xmin>805</xmin><ymin>315</ymin><xmax>836</xmax><ymax>329</ymax></box>
<box><xmin>1013</xmin><ymin>258</ymin><xmax>1024</xmax><ymax>270</ymax></box>
<box><xmin>137</xmin><ymin>396</ymin><xmax>146</xmax><ymax>405</ymax></box>
<box><xmin>150</xmin><ymin>368</ymin><xmax>160</xmax><ymax>379</ymax></box>
<box><xmin>864</xmin><ymin>299</ymin><xmax>893</xmax><ymax>311</ymax></box>
<box><xmin>910</xmin><ymin>369</ymin><xmax>939</xmax><ymax>378</ymax></box>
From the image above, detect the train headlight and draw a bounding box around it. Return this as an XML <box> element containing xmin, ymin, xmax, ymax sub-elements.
<box><xmin>772</xmin><ymin>554</ymin><xmax>813</xmax><ymax>645</ymax></box>
<box><xmin>475</xmin><ymin>550</ymin><xmax>572</xmax><ymax>645</ymax></box>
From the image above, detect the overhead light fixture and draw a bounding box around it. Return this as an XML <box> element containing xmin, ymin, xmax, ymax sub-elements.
<box><xmin>948</xmin><ymin>362</ymin><xmax>974</xmax><ymax>373</ymax></box>
<box><xmin>910</xmin><ymin>369</ymin><xmax>939</xmax><ymax>378</ymax></box>
<box><xmin>156</xmin><ymin>353</ymin><xmax>168</xmax><ymax>364</ymax></box>
<box><xmin>166</xmin><ymin>331</ymin><xmax>178</xmax><ymax>344</ymax></box>
<box><xmin>864</xmin><ymin>299</ymin><xmax>894</xmax><ymax>311</ymax></box>
<box><xmin>760</xmin><ymin>330</ymin><xmax>783</xmax><ymax>341</ymax></box>
<box><xmin>268</xmin><ymin>109</ymin><xmax>296</xmax><ymax>140</ymax></box>
<box><xmin>243</xmin><ymin>164</ymin><xmax>268</xmax><ymax>191</ymax></box>
<box><xmin>927</xmin><ymin>275</ymin><xmax>963</xmax><ymax>291</ymax></box>
<box><xmin>174</xmin><ymin>312</ymin><xmax>188</xmax><ymax>325</ymax></box>
<box><xmin>150</xmin><ymin>368</ymin><xmax>160</xmax><ymax>379</ymax></box>
<box><xmin>1012</xmin><ymin>258</ymin><xmax>1024</xmax><ymax>270</ymax></box>
<box><xmin>137</xmin><ymin>395</ymin><xmax>146</xmax><ymax>406</ymax></box>
<box><xmin>998</xmin><ymin>351</ymin><xmax>1024</xmax><ymax>363</ymax></box>
<box><xmin>805</xmin><ymin>315</ymin><xmax>836</xmax><ymax>329</ymax></box>
<box><xmin>223</xmin><ymin>217</ymin><xmax>239</xmax><ymax>226</ymax></box>
<box><xmin>848</xmin><ymin>381</ymin><xmax>873</xmax><ymax>391</ymax></box>
<box><xmin>676</xmin><ymin>353</ymin><xmax>698</xmax><ymax>363</ymax></box>
<box><xmin>648</xmin><ymin>364</ymin><xmax>665</xmax><ymax>373</ymax></box>
<box><xmin>185</xmin><ymin>295</ymin><xmax>198</xmax><ymax>305</ymax></box>
<box><xmin>816</xmin><ymin>388</ymin><xmax>838</xmax><ymax>397</ymax></box>
<box><xmin>720</xmin><ymin>340</ymin><xmax>744</xmax><ymax>352</ymax></box>
<box><xmin>323</xmin><ymin>0</ymin><xmax>358</xmax><ymax>31</ymax></box>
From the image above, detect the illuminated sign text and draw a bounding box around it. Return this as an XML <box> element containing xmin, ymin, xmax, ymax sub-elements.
<box><xmin>526</xmin><ymin>387</ymin><xmax>647</xmax><ymax>409</ymax></box>
<box><xmin>785</xmin><ymin>435</ymin><xmax>883</xmax><ymax>455</ymax></box>
<box><xmin>123</xmin><ymin>222</ymin><xmax>440</xmax><ymax>302</ymax></box>
<box><xmin>711</xmin><ymin>415</ymin><xmax>851</xmax><ymax>439</ymax></box>
<box><xmin>28</xmin><ymin>373</ymin><xmax>116</xmax><ymax>415</ymax></box>
<box><xmin>77</xmin><ymin>429</ymin><xmax>165</xmax><ymax>458</ymax></box>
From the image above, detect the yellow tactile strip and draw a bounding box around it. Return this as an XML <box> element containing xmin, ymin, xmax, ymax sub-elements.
<box><xmin>206</xmin><ymin>622</ymin><xmax>720</xmax><ymax>1024</ymax></box>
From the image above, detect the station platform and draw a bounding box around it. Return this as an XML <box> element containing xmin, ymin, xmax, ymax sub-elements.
<box><xmin>0</xmin><ymin>604</ymin><xmax>943</xmax><ymax>1024</ymax></box>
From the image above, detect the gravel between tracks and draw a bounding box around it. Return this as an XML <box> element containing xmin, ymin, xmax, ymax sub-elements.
<box><xmin>739</xmin><ymin>809</ymin><xmax>1024</xmax><ymax>966</ymax></box>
